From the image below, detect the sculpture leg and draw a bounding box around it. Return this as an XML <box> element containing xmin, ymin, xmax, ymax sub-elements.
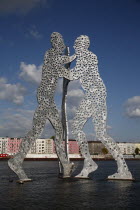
<box><xmin>71</xmin><ymin>100</ymin><xmax>98</xmax><ymax>178</ymax></box>
<box><xmin>93</xmin><ymin>111</ymin><xmax>133</xmax><ymax>180</ymax></box>
<box><xmin>8</xmin><ymin>106</ymin><xmax>47</xmax><ymax>181</ymax></box>
<box><xmin>101</xmin><ymin>134</ymin><xmax>133</xmax><ymax>180</ymax></box>
<box><xmin>48</xmin><ymin>107</ymin><xmax>74</xmax><ymax>177</ymax></box>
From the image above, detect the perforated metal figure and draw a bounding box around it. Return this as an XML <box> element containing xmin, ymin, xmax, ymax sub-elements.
<box><xmin>68</xmin><ymin>35</ymin><xmax>133</xmax><ymax>180</ymax></box>
<box><xmin>8</xmin><ymin>32</ymin><xmax>76</xmax><ymax>181</ymax></box>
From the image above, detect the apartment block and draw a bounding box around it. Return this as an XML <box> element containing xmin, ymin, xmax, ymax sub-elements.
<box><xmin>29</xmin><ymin>139</ymin><xmax>54</xmax><ymax>154</ymax></box>
<box><xmin>117</xmin><ymin>142</ymin><xmax>138</xmax><ymax>154</ymax></box>
<box><xmin>7</xmin><ymin>138</ymin><xmax>22</xmax><ymax>155</ymax></box>
<box><xmin>88</xmin><ymin>141</ymin><xmax>104</xmax><ymax>155</ymax></box>
<box><xmin>0</xmin><ymin>137</ymin><xmax>8</xmax><ymax>154</ymax></box>
<box><xmin>1</xmin><ymin>137</ymin><xmax>140</xmax><ymax>157</ymax></box>
<box><xmin>88</xmin><ymin>141</ymin><xmax>140</xmax><ymax>155</ymax></box>
<box><xmin>53</xmin><ymin>139</ymin><xmax>80</xmax><ymax>154</ymax></box>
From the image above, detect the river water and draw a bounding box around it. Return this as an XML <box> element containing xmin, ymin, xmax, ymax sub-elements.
<box><xmin>0</xmin><ymin>160</ymin><xmax>140</xmax><ymax>209</ymax></box>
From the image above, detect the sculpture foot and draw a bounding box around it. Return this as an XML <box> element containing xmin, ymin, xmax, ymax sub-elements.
<box><xmin>8</xmin><ymin>158</ymin><xmax>30</xmax><ymax>181</ymax></box>
<box><xmin>75</xmin><ymin>174</ymin><xmax>90</xmax><ymax>179</ymax></box>
<box><xmin>75</xmin><ymin>162</ymin><xmax>98</xmax><ymax>178</ymax></box>
<box><xmin>63</xmin><ymin>162</ymin><xmax>74</xmax><ymax>178</ymax></box>
<box><xmin>107</xmin><ymin>171</ymin><xmax>134</xmax><ymax>181</ymax></box>
<box><xmin>17</xmin><ymin>179</ymin><xmax>32</xmax><ymax>184</ymax></box>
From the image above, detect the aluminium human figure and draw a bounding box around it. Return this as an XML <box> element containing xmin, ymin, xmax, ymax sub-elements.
<box><xmin>8</xmin><ymin>32</ymin><xmax>76</xmax><ymax>181</ymax></box>
<box><xmin>67</xmin><ymin>35</ymin><xmax>133</xmax><ymax>180</ymax></box>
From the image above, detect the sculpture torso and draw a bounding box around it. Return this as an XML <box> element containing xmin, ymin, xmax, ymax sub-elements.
<box><xmin>76</xmin><ymin>50</ymin><xmax>107</xmax><ymax>103</ymax></box>
<box><xmin>37</xmin><ymin>48</ymin><xmax>65</xmax><ymax>106</ymax></box>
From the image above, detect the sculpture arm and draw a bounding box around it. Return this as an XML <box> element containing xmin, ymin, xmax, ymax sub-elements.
<box><xmin>58</xmin><ymin>65</ymin><xmax>80</xmax><ymax>80</ymax></box>
<box><xmin>59</xmin><ymin>54</ymin><xmax>76</xmax><ymax>65</ymax></box>
<box><xmin>58</xmin><ymin>66</ymin><xmax>72</xmax><ymax>80</ymax></box>
<box><xmin>68</xmin><ymin>67</ymin><xmax>81</xmax><ymax>80</ymax></box>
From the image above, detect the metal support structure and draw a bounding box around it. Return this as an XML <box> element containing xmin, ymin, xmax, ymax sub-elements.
<box><xmin>58</xmin><ymin>47</ymin><xmax>71</xmax><ymax>175</ymax></box>
<box><xmin>62</xmin><ymin>46</ymin><xmax>71</xmax><ymax>160</ymax></box>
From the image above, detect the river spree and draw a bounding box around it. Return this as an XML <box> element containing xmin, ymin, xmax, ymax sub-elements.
<box><xmin>0</xmin><ymin>160</ymin><xmax>140</xmax><ymax>209</ymax></box>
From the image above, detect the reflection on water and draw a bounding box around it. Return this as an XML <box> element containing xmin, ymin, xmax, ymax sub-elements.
<box><xmin>0</xmin><ymin>160</ymin><xmax>140</xmax><ymax>209</ymax></box>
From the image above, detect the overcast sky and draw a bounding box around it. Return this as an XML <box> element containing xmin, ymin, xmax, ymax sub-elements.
<box><xmin>0</xmin><ymin>0</ymin><xmax>140</xmax><ymax>142</ymax></box>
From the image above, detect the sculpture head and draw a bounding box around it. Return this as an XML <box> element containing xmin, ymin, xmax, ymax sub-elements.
<box><xmin>51</xmin><ymin>32</ymin><xmax>65</xmax><ymax>54</ymax></box>
<box><xmin>74</xmin><ymin>35</ymin><xmax>90</xmax><ymax>54</ymax></box>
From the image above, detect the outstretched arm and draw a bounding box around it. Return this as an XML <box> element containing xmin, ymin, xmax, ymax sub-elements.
<box><xmin>58</xmin><ymin>65</ymin><xmax>81</xmax><ymax>80</ymax></box>
<box><xmin>58</xmin><ymin>66</ymin><xmax>72</xmax><ymax>80</ymax></box>
<box><xmin>68</xmin><ymin>66</ymin><xmax>81</xmax><ymax>80</ymax></box>
<box><xmin>59</xmin><ymin>54</ymin><xmax>76</xmax><ymax>65</ymax></box>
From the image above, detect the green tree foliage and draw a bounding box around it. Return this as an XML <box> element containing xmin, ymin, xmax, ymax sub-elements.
<box><xmin>102</xmin><ymin>147</ymin><xmax>108</xmax><ymax>155</ymax></box>
<box><xmin>50</xmin><ymin>136</ymin><xmax>55</xmax><ymax>140</ymax></box>
<box><xmin>135</xmin><ymin>147</ymin><xmax>140</xmax><ymax>155</ymax></box>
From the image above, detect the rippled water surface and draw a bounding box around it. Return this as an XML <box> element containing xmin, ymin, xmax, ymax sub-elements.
<box><xmin>0</xmin><ymin>160</ymin><xmax>140</xmax><ymax>209</ymax></box>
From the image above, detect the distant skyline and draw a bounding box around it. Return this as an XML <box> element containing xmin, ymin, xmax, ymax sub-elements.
<box><xmin>0</xmin><ymin>0</ymin><xmax>140</xmax><ymax>142</ymax></box>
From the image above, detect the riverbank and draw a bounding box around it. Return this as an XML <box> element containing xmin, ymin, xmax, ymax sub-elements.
<box><xmin>1</xmin><ymin>153</ymin><xmax>140</xmax><ymax>161</ymax></box>
<box><xmin>1</xmin><ymin>157</ymin><xmax>140</xmax><ymax>161</ymax></box>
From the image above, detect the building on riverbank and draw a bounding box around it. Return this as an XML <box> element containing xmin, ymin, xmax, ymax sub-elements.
<box><xmin>0</xmin><ymin>137</ymin><xmax>8</xmax><ymax>154</ymax></box>
<box><xmin>1</xmin><ymin>137</ymin><xmax>140</xmax><ymax>158</ymax></box>
<box><xmin>88</xmin><ymin>141</ymin><xmax>140</xmax><ymax>156</ymax></box>
<box><xmin>28</xmin><ymin>139</ymin><xmax>54</xmax><ymax>154</ymax></box>
<box><xmin>117</xmin><ymin>142</ymin><xmax>136</xmax><ymax>154</ymax></box>
<box><xmin>88</xmin><ymin>141</ymin><xmax>104</xmax><ymax>155</ymax></box>
<box><xmin>0</xmin><ymin>137</ymin><xmax>80</xmax><ymax>156</ymax></box>
<box><xmin>7</xmin><ymin>138</ymin><xmax>22</xmax><ymax>155</ymax></box>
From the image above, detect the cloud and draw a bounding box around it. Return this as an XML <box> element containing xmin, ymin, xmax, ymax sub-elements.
<box><xmin>124</xmin><ymin>96</ymin><xmax>140</xmax><ymax>118</ymax></box>
<box><xmin>26</xmin><ymin>26</ymin><xmax>43</xmax><ymax>39</ymax></box>
<box><xmin>67</xmin><ymin>80</ymin><xmax>84</xmax><ymax>108</ymax></box>
<box><xmin>68</xmin><ymin>89</ymin><xmax>84</xmax><ymax>98</ymax></box>
<box><xmin>19</xmin><ymin>62</ymin><xmax>42</xmax><ymax>85</ymax></box>
<box><xmin>0</xmin><ymin>108</ymin><xmax>33</xmax><ymax>137</ymax></box>
<box><xmin>0</xmin><ymin>77</ymin><xmax>26</xmax><ymax>104</ymax></box>
<box><xmin>106</xmin><ymin>125</ymin><xmax>112</xmax><ymax>130</ymax></box>
<box><xmin>0</xmin><ymin>0</ymin><xmax>48</xmax><ymax>15</ymax></box>
<box><xmin>0</xmin><ymin>108</ymin><xmax>55</xmax><ymax>138</ymax></box>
